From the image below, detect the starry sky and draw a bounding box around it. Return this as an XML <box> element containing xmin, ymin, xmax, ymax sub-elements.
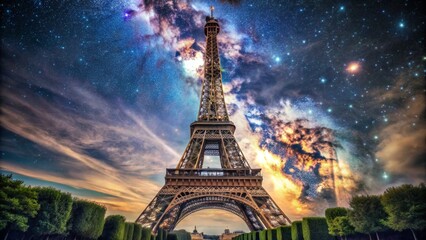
<box><xmin>1</xmin><ymin>0</ymin><xmax>425</xmax><ymax>234</ymax></box>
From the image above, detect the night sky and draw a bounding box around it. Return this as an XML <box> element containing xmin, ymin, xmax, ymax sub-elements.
<box><xmin>1</xmin><ymin>0</ymin><xmax>425</xmax><ymax>234</ymax></box>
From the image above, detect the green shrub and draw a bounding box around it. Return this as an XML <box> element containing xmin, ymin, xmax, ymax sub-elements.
<box><xmin>252</xmin><ymin>231</ymin><xmax>259</xmax><ymax>240</ymax></box>
<box><xmin>276</xmin><ymin>226</ymin><xmax>291</xmax><ymax>240</ymax></box>
<box><xmin>124</xmin><ymin>223</ymin><xmax>130</xmax><ymax>240</ymax></box>
<box><xmin>142</xmin><ymin>227</ymin><xmax>152</xmax><ymax>240</ymax></box>
<box><xmin>126</xmin><ymin>223</ymin><xmax>135</xmax><ymax>240</ymax></box>
<box><xmin>133</xmin><ymin>224</ymin><xmax>142</xmax><ymax>240</ymax></box>
<box><xmin>167</xmin><ymin>233</ymin><xmax>178</xmax><ymax>240</ymax></box>
<box><xmin>100</xmin><ymin>215</ymin><xmax>125</xmax><ymax>240</ymax></box>
<box><xmin>291</xmin><ymin>221</ymin><xmax>303</xmax><ymax>240</ymax></box>
<box><xmin>68</xmin><ymin>199</ymin><xmax>106</xmax><ymax>239</ymax></box>
<box><xmin>259</xmin><ymin>230</ymin><xmax>268</xmax><ymax>240</ymax></box>
<box><xmin>172</xmin><ymin>229</ymin><xmax>191</xmax><ymax>240</ymax></box>
<box><xmin>302</xmin><ymin>217</ymin><xmax>333</xmax><ymax>240</ymax></box>
<box><xmin>267</xmin><ymin>229</ymin><xmax>277</xmax><ymax>240</ymax></box>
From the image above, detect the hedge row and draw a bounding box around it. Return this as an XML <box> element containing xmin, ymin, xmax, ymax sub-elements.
<box><xmin>231</xmin><ymin>217</ymin><xmax>330</xmax><ymax>240</ymax></box>
<box><xmin>1</xmin><ymin>174</ymin><xmax>163</xmax><ymax>240</ymax></box>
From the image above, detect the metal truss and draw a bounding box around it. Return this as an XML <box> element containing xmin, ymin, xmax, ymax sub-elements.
<box><xmin>136</xmin><ymin>9</ymin><xmax>291</xmax><ymax>233</ymax></box>
<box><xmin>198</xmin><ymin>10</ymin><xmax>228</xmax><ymax>121</ymax></box>
<box><xmin>177</xmin><ymin>129</ymin><xmax>250</xmax><ymax>169</ymax></box>
<box><xmin>136</xmin><ymin>184</ymin><xmax>290</xmax><ymax>232</ymax></box>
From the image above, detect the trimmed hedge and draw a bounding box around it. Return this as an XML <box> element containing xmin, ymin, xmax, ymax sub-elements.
<box><xmin>291</xmin><ymin>221</ymin><xmax>303</xmax><ymax>240</ymax></box>
<box><xmin>156</xmin><ymin>228</ymin><xmax>167</xmax><ymax>240</ymax></box>
<box><xmin>277</xmin><ymin>226</ymin><xmax>291</xmax><ymax>240</ymax></box>
<box><xmin>252</xmin><ymin>231</ymin><xmax>259</xmax><ymax>240</ymax></box>
<box><xmin>133</xmin><ymin>224</ymin><xmax>142</xmax><ymax>240</ymax></box>
<box><xmin>302</xmin><ymin>217</ymin><xmax>333</xmax><ymax>240</ymax></box>
<box><xmin>267</xmin><ymin>229</ymin><xmax>277</xmax><ymax>240</ymax></box>
<box><xmin>259</xmin><ymin>230</ymin><xmax>268</xmax><ymax>240</ymax></box>
<box><xmin>142</xmin><ymin>227</ymin><xmax>152</xmax><ymax>240</ymax></box>
<box><xmin>167</xmin><ymin>233</ymin><xmax>178</xmax><ymax>240</ymax></box>
<box><xmin>68</xmin><ymin>199</ymin><xmax>106</xmax><ymax>239</ymax></box>
<box><xmin>100</xmin><ymin>215</ymin><xmax>125</xmax><ymax>240</ymax></box>
<box><xmin>172</xmin><ymin>229</ymin><xmax>191</xmax><ymax>240</ymax></box>
<box><xmin>126</xmin><ymin>223</ymin><xmax>135</xmax><ymax>240</ymax></box>
<box><xmin>123</xmin><ymin>223</ymin><xmax>130</xmax><ymax>240</ymax></box>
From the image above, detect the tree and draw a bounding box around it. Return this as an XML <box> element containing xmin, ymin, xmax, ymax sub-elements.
<box><xmin>100</xmin><ymin>215</ymin><xmax>125</xmax><ymax>240</ymax></box>
<box><xmin>325</xmin><ymin>207</ymin><xmax>349</xmax><ymax>237</ymax></box>
<box><xmin>0</xmin><ymin>174</ymin><xmax>40</xmax><ymax>239</ymax></box>
<box><xmin>348</xmin><ymin>195</ymin><xmax>388</xmax><ymax>240</ymax></box>
<box><xmin>28</xmin><ymin>187</ymin><xmax>72</xmax><ymax>238</ymax></box>
<box><xmin>133</xmin><ymin>224</ymin><xmax>142</xmax><ymax>240</ymax></box>
<box><xmin>68</xmin><ymin>199</ymin><xmax>106</xmax><ymax>239</ymax></box>
<box><xmin>333</xmin><ymin>216</ymin><xmax>355</xmax><ymax>240</ymax></box>
<box><xmin>381</xmin><ymin>184</ymin><xmax>426</xmax><ymax>240</ymax></box>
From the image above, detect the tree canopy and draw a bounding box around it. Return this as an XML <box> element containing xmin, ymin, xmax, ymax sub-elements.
<box><xmin>381</xmin><ymin>184</ymin><xmax>426</xmax><ymax>240</ymax></box>
<box><xmin>325</xmin><ymin>207</ymin><xmax>349</xmax><ymax>236</ymax></box>
<box><xmin>333</xmin><ymin>216</ymin><xmax>355</xmax><ymax>239</ymax></box>
<box><xmin>348</xmin><ymin>195</ymin><xmax>388</xmax><ymax>237</ymax></box>
<box><xmin>28</xmin><ymin>187</ymin><xmax>72</xmax><ymax>236</ymax></box>
<box><xmin>0</xmin><ymin>174</ymin><xmax>39</xmax><ymax>233</ymax></box>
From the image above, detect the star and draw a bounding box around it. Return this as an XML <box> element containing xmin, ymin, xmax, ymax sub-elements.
<box><xmin>346</xmin><ymin>62</ymin><xmax>361</xmax><ymax>74</ymax></box>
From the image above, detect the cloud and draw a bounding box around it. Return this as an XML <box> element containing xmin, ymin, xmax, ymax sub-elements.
<box><xmin>0</xmin><ymin>46</ymin><xmax>182</xmax><ymax>220</ymax></box>
<box><xmin>124</xmin><ymin>1</ymin><xmax>366</xmax><ymax>219</ymax></box>
<box><xmin>222</xmin><ymin>89</ymin><xmax>361</xmax><ymax>218</ymax></box>
<box><xmin>376</xmin><ymin>93</ymin><xmax>426</xmax><ymax>181</ymax></box>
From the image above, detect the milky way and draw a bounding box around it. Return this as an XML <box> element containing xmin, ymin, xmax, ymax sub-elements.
<box><xmin>1</xmin><ymin>0</ymin><xmax>425</xmax><ymax>234</ymax></box>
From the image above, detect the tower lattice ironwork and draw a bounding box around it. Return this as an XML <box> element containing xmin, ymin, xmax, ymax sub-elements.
<box><xmin>136</xmin><ymin>7</ymin><xmax>291</xmax><ymax>232</ymax></box>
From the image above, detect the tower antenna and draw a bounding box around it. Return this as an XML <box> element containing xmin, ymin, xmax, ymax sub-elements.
<box><xmin>210</xmin><ymin>6</ymin><xmax>214</xmax><ymax>18</ymax></box>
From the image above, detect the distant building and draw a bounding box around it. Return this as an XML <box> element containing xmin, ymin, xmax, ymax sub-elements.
<box><xmin>190</xmin><ymin>226</ymin><xmax>204</xmax><ymax>240</ymax></box>
<box><xmin>220</xmin><ymin>229</ymin><xmax>243</xmax><ymax>240</ymax></box>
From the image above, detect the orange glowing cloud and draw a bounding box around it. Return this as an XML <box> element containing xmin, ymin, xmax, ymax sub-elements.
<box><xmin>346</xmin><ymin>61</ymin><xmax>361</xmax><ymax>74</ymax></box>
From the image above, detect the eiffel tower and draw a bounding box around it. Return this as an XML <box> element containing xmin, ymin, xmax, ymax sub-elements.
<box><xmin>136</xmin><ymin>7</ymin><xmax>291</xmax><ymax>232</ymax></box>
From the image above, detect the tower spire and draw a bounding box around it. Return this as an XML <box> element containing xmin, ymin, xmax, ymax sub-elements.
<box><xmin>135</xmin><ymin>10</ymin><xmax>291</xmax><ymax>234</ymax></box>
<box><xmin>198</xmin><ymin>8</ymin><xmax>229</xmax><ymax>121</ymax></box>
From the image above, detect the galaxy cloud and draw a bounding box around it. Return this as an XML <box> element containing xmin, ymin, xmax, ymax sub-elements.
<box><xmin>1</xmin><ymin>0</ymin><xmax>424</xmax><ymax>233</ymax></box>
